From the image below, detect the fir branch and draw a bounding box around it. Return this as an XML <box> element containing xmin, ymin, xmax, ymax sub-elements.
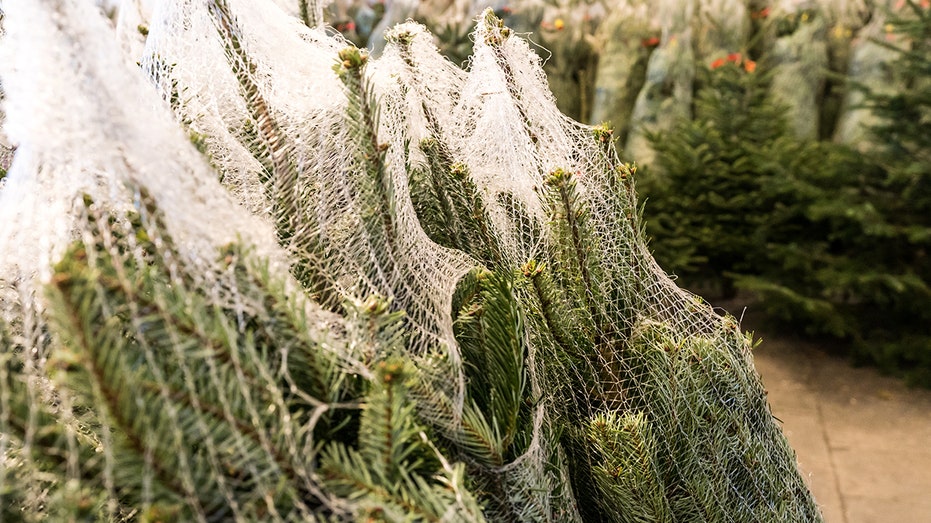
<box><xmin>412</xmin><ymin>139</ymin><xmax>469</xmax><ymax>251</ymax></box>
<box><xmin>454</xmin><ymin>270</ymin><xmax>528</xmax><ymax>457</ymax></box>
<box><xmin>516</xmin><ymin>259</ymin><xmax>604</xmax><ymax>420</ymax></box>
<box><xmin>520</xmin><ymin>260</ymin><xmax>574</xmax><ymax>358</ymax></box>
<box><xmin>207</xmin><ymin>0</ymin><xmax>296</xmax><ymax>196</ymax></box>
<box><xmin>203</xmin><ymin>8</ymin><xmax>335</xmax><ymax>303</ymax></box>
<box><xmin>42</xmin><ymin>202</ymin><xmax>350</xmax><ymax>518</ymax></box>
<box><xmin>1</xmin><ymin>338</ymin><xmax>110</xmax><ymax>521</ymax></box>
<box><xmin>414</xmin><ymin>141</ymin><xmax>503</xmax><ymax>266</ymax></box>
<box><xmin>587</xmin><ymin>411</ymin><xmax>671</xmax><ymax>523</ymax></box>
<box><xmin>335</xmin><ymin>45</ymin><xmax>398</xmax><ymax>252</ymax></box>
<box><xmin>320</xmin><ymin>358</ymin><xmax>483</xmax><ymax>522</ymax></box>
<box><xmin>221</xmin><ymin>243</ymin><xmax>360</xmax><ymax>412</ymax></box>
<box><xmin>207</xmin><ymin>0</ymin><xmax>332</xmax><ymax>302</ymax></box>
<box><xmin>540</xmin><ymin>168</ymin><xmax>625</xmax><ymax>405</ymax></box>
<box><xmin>543</xmin><ymin>168</ymin><xmax>600</xmax><ymax>319</ymax></box>
<box><xmin>390</xmin><ymin>29</ymin><xmax>501</xmax><ymax>265</ymax></box>
<box><xmin>47</xmin><ymin>247</ymin><xmax>203</xmax><ymax>516</ymax></box>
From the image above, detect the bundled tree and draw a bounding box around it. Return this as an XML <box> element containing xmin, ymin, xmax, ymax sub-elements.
<box><xmin>0</xmin><ymin>0</ymin><xmax>821</xmax><ymax>521</ymax></box>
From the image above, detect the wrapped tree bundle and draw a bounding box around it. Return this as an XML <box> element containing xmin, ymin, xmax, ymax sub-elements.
<box><xmin>0</xmin><ymin>3</ymin><xmax>824</xmax><ymax>521</ymax></box>
<box><xmin>624</xmin><ymin>0</ymin><xmax>696</xmax><ymax>164</ymax></box>
<box><xmin>693</xmin><ymin>0</ymin><xmax>751</xmax><ymax>62</ymax></box>
<box><xmin>819</xmin><ymin>0</ymin><xmax>870</xmax><ymax>67</ymax></box>
<box><xmin>536</xmin><ymin>2</ymin><xmax>606</xmax><ymax>121</ymax></box>
<box><xmin>625</xmin><ymin>30</ymin><xmax>695</xmax><ymax>165</ymax></box>
<box><xmin>814</xmin><ymin>0</ymin><xmax>870</xmax><ymax>138</ymax></box>
<box><xmin>589</xmin><ymin>1</ymin><xmax>656</xmax><ymax>141</ymax></box>
<box><xmin>766</xmin><ymin>0</ymin><xmax>829</xmax><ymax>140</ymax></box>
<box><xmin>833</xmin><ymin>4</ymin><xmax>907</xmax><ymax>149</ymax></box>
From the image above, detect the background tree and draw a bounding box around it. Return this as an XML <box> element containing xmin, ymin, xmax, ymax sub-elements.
<box><xmin>641</xmin><ymin>3</ymin><xmax>931</xmax><ymax>385</ymax></box>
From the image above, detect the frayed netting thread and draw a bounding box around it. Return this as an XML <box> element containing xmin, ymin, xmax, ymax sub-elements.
<box><xmin>1</xmin><ymin>0</ymin><xmax>821</xmax><ymax>521</ymax></box>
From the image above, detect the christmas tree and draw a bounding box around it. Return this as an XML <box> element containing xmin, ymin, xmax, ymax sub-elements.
<box><xmin>0</xmin><ymin>0</ymin><xmax>822</xmax><ymax>520</ymax></box>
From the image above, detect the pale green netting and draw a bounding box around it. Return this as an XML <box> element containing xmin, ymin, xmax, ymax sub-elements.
<box><xmin>766</xmin><ymin>1</ymin><xmax>830</xmax><ymax>141</ymax></box>
<box><xmin>623</xmin><ymin>0</ymin><xmax>696</xmax><ymax>165</ymax></box>
<box><xmin>1</xmin><ymin>0</ymin><xmax>822</xmax><ymax>521</ymax></box>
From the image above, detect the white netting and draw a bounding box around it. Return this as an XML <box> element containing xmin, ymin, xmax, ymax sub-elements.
<box><xmin>767</xmin><ymin>0</ymin><xmax>829</xmax><ymax>140</ymax></box>
<box><xmin>0</xmin><ymin>0</ymin><xmax>367</xmax><ymax>520</ymax></box>
<box><xmin>833</xmin><ymin>3</ymin><xmax>906</xmax><ymax>149</ymax></box>
<box><xmin>1</xmin><ymin>0</ymin><xmax>822</xmax><ymax>521</ymax></box>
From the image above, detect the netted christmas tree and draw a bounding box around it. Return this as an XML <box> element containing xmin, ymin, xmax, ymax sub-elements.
<box><xmin>0</xmin><ymin>0</ymin><xmax>822</xmax><ymax>521</ymax></box>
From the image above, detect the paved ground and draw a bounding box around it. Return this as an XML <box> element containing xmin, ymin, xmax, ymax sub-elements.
<box><xmin>752</xmin><ymin>336</ymin><xmax>931</xmax><ymax>523</ymax></box>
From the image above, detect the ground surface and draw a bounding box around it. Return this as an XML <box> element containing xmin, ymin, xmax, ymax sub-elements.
<box><xmin>752</xmin><ymin>336</ymin><xmax>931</xmax><ymax>523</ymax></box>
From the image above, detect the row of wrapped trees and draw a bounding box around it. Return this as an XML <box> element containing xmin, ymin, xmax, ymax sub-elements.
<box><xmin>286</xmin><ymin>0</ymin><xmax>931</xmax><ymax>383</ymax></box>
<box><xmin>217</xmin><ymin>0</ymin><xmax>910</xmax><ymax>158</ymax></box>
<box><xmin>0</xmin><ymin>0</ymin><xmax>822</xmax><ymax>520</ymax></box>
<box><xmin>267</xmin><ymin>1</ymin><xmax>931</xmax><ymax>383</ymax></box>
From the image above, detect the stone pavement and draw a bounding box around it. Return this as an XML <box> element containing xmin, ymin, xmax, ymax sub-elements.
<box><xmin>752</xmin><ymin>337</ymin><xmax>931</xmax><ymax>523</ymax></box>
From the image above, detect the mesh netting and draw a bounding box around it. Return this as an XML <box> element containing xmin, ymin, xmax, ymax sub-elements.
<box><xmin>624</xmin><ymin>0</ymin><xmax>695</xmax><ymax>165</ymax></box>
<box><xmin>766</xmin><ymin>0</ymin><xmax>830</xmax><ymax>141</ymax></box>
<box><xmin>1</xmin><ymin>0</ymin><xmax>822</xmax><ymax>521</ymax></box>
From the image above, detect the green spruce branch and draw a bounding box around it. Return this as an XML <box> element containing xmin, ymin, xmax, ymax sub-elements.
<box><xmin>46</xmin><ymin>229</ymin><xmax>319</xmax><ymax>519</ymax></box>
<box><xmin>320</xmin><ymin>358</ymin><xmax>486</xmax><ymax>522</ymax></box>
<box><xmin>388</xmin><ymin>28</ymin><xmax>501</xmax><ymax>266</ymax></box>
<box><xmin>207</xmin><ymin>0</ymin><xmax>335</xmax><ymax>304</ymax></box>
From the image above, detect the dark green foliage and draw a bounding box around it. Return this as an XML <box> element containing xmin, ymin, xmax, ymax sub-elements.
<box><xmin>209</xmin><ymin>0</ymin><xmax>337</xmax><ymax>307</ymax></box>
<box><xmin>391</xmin><ymin>28</ymin><xmax>502</xmax><ymax>268</ymax></box>
<box><xmin>453</xmin><ymin>269</ymin><xmax>533</xmax><ymax>465</ymax></box>
<box><xmin>642</xmin><ymin>61</ymin><xmax>789</xmax><ymax>297</ymax></box>
<box><xmin>319</xmin><ymin>358</ymin><xmax>484</xmax><ymax>522</ymax></box>
<box><xmin>541</xmin><ymin>168</ymin><xmax>606</xmax><ymax>328</ymax></box>
<box><xmin>642</xmin><ymin>19</ymin><xmax>931</xmax><ymax>385</ymax></box>
<box><xmin>587</xmin><ymin>411</ymin><xmax>670</xmax><ymax>523</ymax></box>
<box><xmin>539</xmin><ymin>166</ymin><xmax>627</xmax><ymax>396</ymax></box>
<box><xmin>851</xmin><ymin>0</ymin><xmax>931</xmax><ymax>381</ymax></box>
<box><xmin>517</xmin><ymin>259</ymin><xmax>596</xmax><ymax>416</ymax></box>
<box><xmin>6</xmin><ymin>191</ymin><xmax>484</xmax><ymax>520</ymax></box>
<box><xmin>406</xmin><ymin>268</ymin><xmax>540</xmax><ymax>520</ymax></box>
<box><xmin>44</xmin><ymin>204</ymin><xmax>324</xmax><ymax>518</ymax></box>
<box><xmin>409</xmin><ymin>139</ymin><xmax>501</xmax><ymax>267</ymax></box>
<box><xmin>2</xmin><ymin>7</ymin><xmax>823</xmax><ymax>520</ymax></box>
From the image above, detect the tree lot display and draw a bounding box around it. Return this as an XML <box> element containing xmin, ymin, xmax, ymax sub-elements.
<box><xmin>641</xmin><ymin>2</ymin><xmax>931</xmax><ymax>386</ymax></box>
<box><xmin>0</xmin><ymin>0</ymin><xmax>821</xmax><ymax>521</ymax></box>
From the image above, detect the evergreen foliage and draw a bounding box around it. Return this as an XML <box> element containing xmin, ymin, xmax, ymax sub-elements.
<box><xmin>0</xmin><ymin>1</ymin><xmax>821</xmax><ymax>521</ymax></box>
<box><xmin>642</xmin><ymin>8</ymin><xmax>931</xmax><ymax>385</ymax></box>
<box><xmin>851</xmin><ymin>0</ymin><xmax>931</xmax><ymax>381</ymax></box>
<box><xmin>642</xmin><ymin>59</ymin><xmax>791</xmax><ymax>297</ymax></box>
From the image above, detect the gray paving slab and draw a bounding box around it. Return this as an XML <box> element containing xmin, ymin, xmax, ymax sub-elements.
<box><xmin>752</xmin><ymin>337</ymin><xmax>931</xmax><ymax>523</ymax></box>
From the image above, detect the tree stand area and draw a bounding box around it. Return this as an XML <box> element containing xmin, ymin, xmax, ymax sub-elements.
<box><xmin>0</xmin><ymin>1</ymin><xmax>824</xmax><ymax>521</ymax></box>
